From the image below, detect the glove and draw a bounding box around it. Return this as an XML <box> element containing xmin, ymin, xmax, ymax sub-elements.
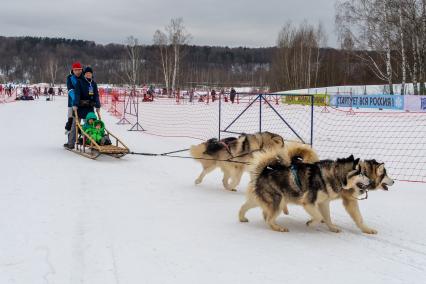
<box><xmin>65</xmin><ymin>117</ymin><xmax>73</xmax><ymax>131</ymax></box>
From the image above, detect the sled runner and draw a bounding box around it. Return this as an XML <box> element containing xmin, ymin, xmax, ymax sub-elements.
<box><xmin>66</xmin><ymin>110</ymin><xmax>130</xmax><ymax>159</ymax></box>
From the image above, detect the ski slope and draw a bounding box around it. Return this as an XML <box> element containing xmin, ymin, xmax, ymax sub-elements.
<box><xmin>0</xmin><ymin>97</ymin><xmax>425</xmax><ymax>284</ymax></box>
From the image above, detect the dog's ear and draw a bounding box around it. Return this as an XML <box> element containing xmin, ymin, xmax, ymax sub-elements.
<box><xmin>377</xmin><ymin>163</ymin><xmax>385</xmax><ymax>175</ymax></box>
<box><xmin>355</xmin><ymin>163</ymin><xmax>361</xmax><ymax>172</ymax></box>
<box><xmin>354</xmin><ymin>158</ymin><xmax>360</xmax><ymax>168</ymax></box>
<box><xmin>272</xmin><ymin>135</ymin><xmax>284</xmax><ymax>146</ymax></box>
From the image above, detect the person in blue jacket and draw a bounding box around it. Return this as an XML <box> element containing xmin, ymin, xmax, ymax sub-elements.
<box><xmin>64</xmin><ymin>62</ymin><xmax>83</xmax><ymax>149</ymax></box>
<box><xmin>66</xmin><ymin>66</ymin><xmax>101</xmax><ymax>149</ymax></box>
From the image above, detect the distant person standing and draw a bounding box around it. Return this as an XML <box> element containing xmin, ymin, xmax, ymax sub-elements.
<box><xmin>33</xmin><ymin>86</ymin><xmax>39</xmax><ymax>99</ymax></box>
<box><xmin>230</xmin><ymin>88</ymin><xmax>236</xmax><ymax>103</ymax></box>
<box><xmin>48</xmin><ymin>86</ymin><xmax>54</xmax><ymax>99</ymax></box>
<box><xmin>7</xmin><ymin>84</ymin><xmax>13</xmax><ymax>97</ymax></box>
<box><xmin>189</xmin><ymin>89</ymin><xmax>194</xmax><ymax>103</ymax></box>
<box><xmin>211</xmin><ymin>89</ymin><xmax>216</xmax><ymax>102</ymax></box>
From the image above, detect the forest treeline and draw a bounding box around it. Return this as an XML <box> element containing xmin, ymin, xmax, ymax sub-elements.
<box><xmin>0</xmin><ymin>35</ymin><xmax>389</xmax><ymax>91</ymax></box>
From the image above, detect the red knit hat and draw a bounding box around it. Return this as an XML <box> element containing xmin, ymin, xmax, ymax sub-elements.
<box><xmin>72</xmin><ymin>61</ymin><xmax>82</xmax><ymax>69</ymax></box>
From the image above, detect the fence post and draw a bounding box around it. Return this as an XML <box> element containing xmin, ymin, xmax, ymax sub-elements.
<box><xmin>129</xmin><ymin>87</ymin><xmax>145</xmax><ymax>131</ymax></box>
<box><xmin>311</xmin><ymin>95</ymin><xmax>314</xmax><ymax>146</ymax></box>
<box><xmin>259</xmin><ymin>94</ymin><xmax>262</xmax><ymax>132</ymax></box>
<box><xmin>218</xmin><ymin>91</ymin><xmax>222</xmax><ymax>139</ymax></box>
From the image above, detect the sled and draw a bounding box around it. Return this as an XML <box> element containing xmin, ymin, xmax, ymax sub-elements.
<box><xmin>67</xmin><ymin>110</ymin><xmax>130</xmax><ymax>159</ymax></box>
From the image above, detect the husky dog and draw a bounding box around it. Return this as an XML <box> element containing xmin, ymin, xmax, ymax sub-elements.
<box><xmin>190</xmin><ymin>132</ymin><xmax>318</xmax><ymax>191</ymax></box>
<box><xmin>286</xmin><ymin>158</ymin><xmax>394</xmax><ymax>234</ymax></box>
<box><xmin>327</xmin><ymin>159</ymin><xmax>394</xmax><ymax>234</ymax></box>
<box><xmin>239</xmin><ymin>150</ymin><xmax>371</xmax><ymax>233</ymax></box>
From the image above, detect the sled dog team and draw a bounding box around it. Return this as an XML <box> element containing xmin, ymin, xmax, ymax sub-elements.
<box><xmin>190</xmin><ymin>132</ymin><xmax>394</xmax><ymax>234</ymax></box>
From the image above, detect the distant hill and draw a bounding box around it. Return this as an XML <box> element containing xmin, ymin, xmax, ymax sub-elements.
<box><xmin>0</xmin><ymin>36</ymin><xmax>383</xmax><ymax>90</ymax></box>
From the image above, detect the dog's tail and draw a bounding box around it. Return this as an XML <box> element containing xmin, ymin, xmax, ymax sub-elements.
<box><xmin>285</xmin><ymin>141</ymin><xmax>319</xmax><ymax>164</ymax></box>
<box><xmin>249</xmin><ymin>142</ymin><xmax>319</xmax><ymax>182</ymax></box>
<box><xmin>189</xmin><ymin>142</ymin><xmax>207</xmax><ymax>159</ymax></box>
<box><xmin>249</xmin><ymin>149</ymin><xmax>286</xmax><ymax>182</ymax></box>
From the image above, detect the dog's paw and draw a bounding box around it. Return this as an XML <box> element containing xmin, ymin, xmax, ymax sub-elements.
<box><xmin>328</xmin><ymin>225</ymin><xmax>342</xmax><ymax>233</ymax></box>
<box><xmin>362</xmin><ymin>227</ymin><xmax>378</xmax><ymax>234</ymax></box>
<box><xmin>283</xmin><ymin>207</ymin><xmax>289</xmax><ymax>215</ymax></box>
<box><xmin>225</xmin><ymin>188</ymin><xmax>237</xmax><ymax>192</ymax></box>
<box><xmin>271</xmin><ymin>225</ymin><xmax>289</xmax><ymax>232</ymax></box>
<box><xmin>194</xmin><ymin>179</ymin><xmax>202</xmax><ymax>185</ymax></box>
<box><xmin>306</xmin><ymin>220</ymin><xmax>320</xmax><ymax>227</ymax></box>
<box><xmin>239</xmin><ymin>217</ymin><xmax>249</xmax><ymax>222</ymax></box>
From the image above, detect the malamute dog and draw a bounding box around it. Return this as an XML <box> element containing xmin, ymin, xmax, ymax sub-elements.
<box><xmin>325</xmin><ymin>159</ymin><xmax>395</xmax><ymax>234</ymax></box>
<box><xmin>190</xmin><ymin>132</ymin><xmax>318</xmax><ymax>191</ymax></box>
<box><xmin>239</xmin><ymin>150</ymin><xmax>372</xmax><ymax>233</ymax></box>
<box><xmin>282</xmin><ymin>158</ymin><xmax>394</xmax><ymax>234</ymax></box>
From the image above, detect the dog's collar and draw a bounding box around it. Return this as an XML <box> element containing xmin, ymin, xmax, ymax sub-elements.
<box><xmin>290</xmin><ymin>164</ymin><xmax>302</xmax><ymax>189</ymax></box>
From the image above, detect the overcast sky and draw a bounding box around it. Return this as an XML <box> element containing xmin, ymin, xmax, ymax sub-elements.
<box><xmin>0</xmin><ymin>0</ymin><xmax>338</xmax><ymax>47</ymax></box>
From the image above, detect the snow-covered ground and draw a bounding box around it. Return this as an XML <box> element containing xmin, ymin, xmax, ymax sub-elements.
<box><xmin>1</xmin><ymin>97</ymin><xmax>426</xmax><ymax>284</ymax></box>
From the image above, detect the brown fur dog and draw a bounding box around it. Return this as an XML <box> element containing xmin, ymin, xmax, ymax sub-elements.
<box><xmin>190</xmin><ymin>132</ymin><xmax>318</xmax><ymax>191</ymax></box>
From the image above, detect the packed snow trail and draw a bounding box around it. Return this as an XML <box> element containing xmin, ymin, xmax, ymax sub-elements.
<box><xmin>0</xmin><ymin>98</ymin><xmax>425</xmax><ymax>284</ymax></box>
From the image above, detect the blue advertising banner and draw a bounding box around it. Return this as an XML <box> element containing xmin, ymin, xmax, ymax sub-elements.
<box><xmin>330</xmin><ymin>94</ymin><xmax>404</xmax><ymax>110</ymax></box>
<box><xmin>404</xmin><ymin>95</ymin><xmax>426</xmax><ymax>112</ymax></box>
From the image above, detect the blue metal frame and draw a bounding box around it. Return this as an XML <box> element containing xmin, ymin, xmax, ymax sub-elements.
<box><xmin>262</xmin><ymin>95</ymin><xmax>306</xmax><ymax>144</ymax></box>
<box><xmin>219</xmin><ymin>93</ymin><xmax>314</xmax><ymax>146</ymax></box>
<box><xmin>310</xmin><ymin>95</ymin><xmax>314</xmax><ymax>146</ymax></box>
<box><xmin>218</xmin><ymin>91</ymin><xmax>222</xmax><ymax>139</ymax></box>
<box><xmin>223</xmin><ymin>94</ymin><xmax>261</xmax><ymax>132</ymax></box>
<box><xmin>259</xmin><ymin>94</ymin><xmax>262</xmax><ymax>132</ymax></box>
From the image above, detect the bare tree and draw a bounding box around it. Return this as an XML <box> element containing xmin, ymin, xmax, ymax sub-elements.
<box><xmin>314</xmin><ymin>23</ymin><xmax>327</xmax><ymax>88</ymax></box>
<box><xmin>271</xmin><ymin>21</ymin><xmax>324</xmax><ymax>91</ymax></box>
<box><xmin>123</xmin><ymin>36</ymin><xmax>142</xmax><ymax>88</ymax></box>
<box><xmin>46</xmin><ymin>55</ymin><xmax>58</xmax><ymax>85</ymax></box>
<box><xmin>153</xmin><ymin>30</ymin><xmax>172</xmax><ymax>91</ymax></box>
<box><xmin>399</xmin><ymin>3</ymin><xmax>407</xmax><ymax>94</ymax></box>
<box><xmin>422</xmin><ymin>0</ymin><xmax>426</xmax><ymax>94</ymax></box>
<box><xmin>336</xmin><ymin>0</ymin><xmax>396</xmax><ymax>94</ymax></box>
<box><xmin>153</xmin><ymin>18</ymin><xmax>191</xmax><ymax>91</ymax></box>
<box><xmin>336</xmin><ymin>0</ymin><xmax>426</xmax><ymax>95</ymax></box>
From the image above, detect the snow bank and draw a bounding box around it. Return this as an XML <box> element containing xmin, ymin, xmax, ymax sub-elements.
<box><xmin>0</xmin><ymin>98</ymin><xmax>425</xmax><ymax>284</ymax></box>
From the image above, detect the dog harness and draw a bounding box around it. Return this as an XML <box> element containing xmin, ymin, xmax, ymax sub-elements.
<box><xmin>290</xmin><ymin>164</ymin><xmax>302</xmax><ymax>189</ymax></box>
<box><xmin>219</xmin><ymin>140</ymin><xmax>232</xmax><ymax>155</ymax></box>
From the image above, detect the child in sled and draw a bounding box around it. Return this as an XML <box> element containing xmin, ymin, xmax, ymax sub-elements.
<box><xmin>76</xmin><ymin>112</ymin><xmax>96</xmax><ymax>145</ymax></box>
<box><xmin>82</xmin><ymin>112</ymin><xmax>97</xmax><ymax>132</ymax></box>
<box><xmin>77</xmin><ymin>112</ymin><xmax>110</xmax><ymax>146</ymax></box>
<box><xmin>86</xmin><ymin>120</ymin><xmax>112</xmax><ymax>146</ymax></box>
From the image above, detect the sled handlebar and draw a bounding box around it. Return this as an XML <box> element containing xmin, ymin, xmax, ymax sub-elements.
<box><xmin>73</xmin><ymin>108</ymin><xmax>101</xmax><ymax>121</ymax></box>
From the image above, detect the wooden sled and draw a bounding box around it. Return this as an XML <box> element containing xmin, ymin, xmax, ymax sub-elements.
<box><xmin>67</xmin><ymin>110</ymin><xmax>130</xmax><ymax>159</ymax></box>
